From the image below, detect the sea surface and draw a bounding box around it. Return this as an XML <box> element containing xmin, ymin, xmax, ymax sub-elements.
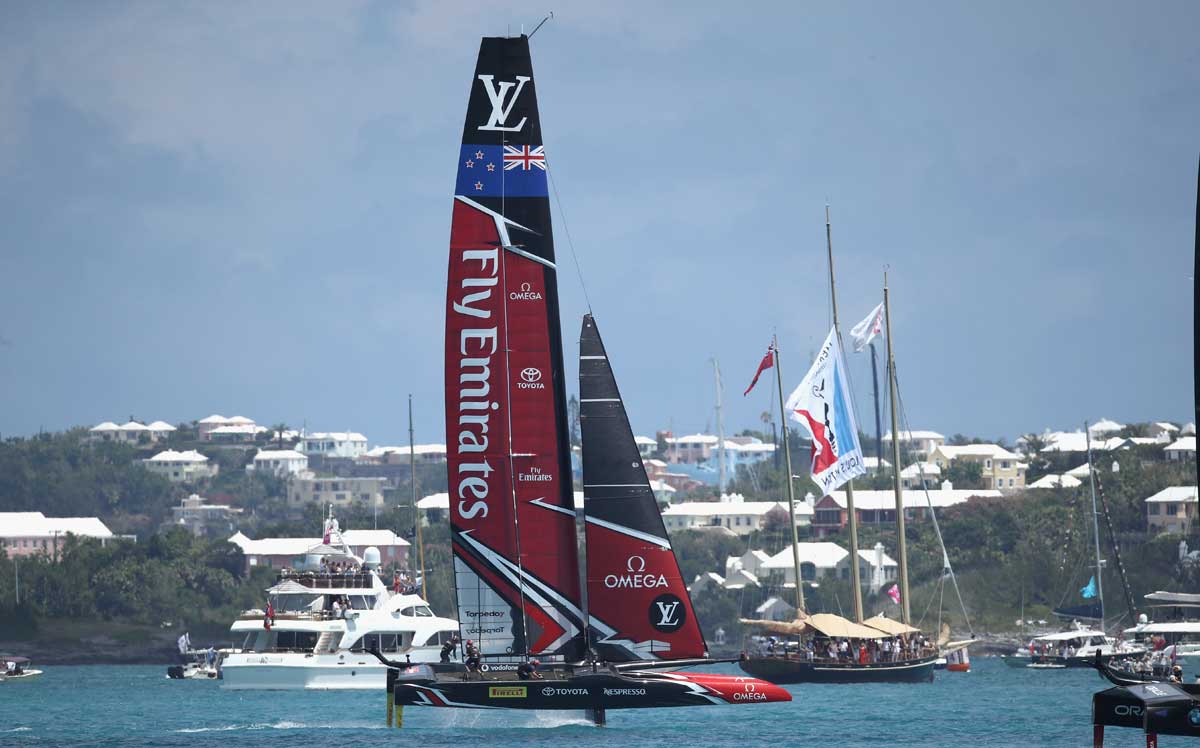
<box><xmin>0</xmin><ymin>658</ymin><xmax>1166</xmax><ymax>747</ymax></box>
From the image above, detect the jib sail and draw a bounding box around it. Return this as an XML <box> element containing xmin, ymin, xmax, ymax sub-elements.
<box><xmin>579</xmin><ymin>314</ymin><xmax>708</xmax><ymax>661</ymax></box>
<box><xmin>445</xmin><ymin>35</ymin><xmax>584</xmax><ymax>660</ymax></box>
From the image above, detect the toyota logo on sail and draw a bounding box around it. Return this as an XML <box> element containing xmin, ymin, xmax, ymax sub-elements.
<box><xmin>604</xmin><ymin>555</ymin><xmax>668</xmax><ymax>590</ymax></box>
<box><xmin>518</xmin><ymin>367</ymin><xmax>546</xmax><ymax>390</ymax></box>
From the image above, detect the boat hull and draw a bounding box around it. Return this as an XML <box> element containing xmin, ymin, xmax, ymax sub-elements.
<box><xmin>222</xmin><ymin>656</ymin><xmax>389</xmax><ymax>690</ymax></box>
<box><xmin>391</xmin><ymin>669</ymin><xmax>790</xmax><ymax>710</ymax></box>
<box><xmin>737</xmin><ymin>655</ymin><xmax>937</xmax><ymax>684</ymax></box>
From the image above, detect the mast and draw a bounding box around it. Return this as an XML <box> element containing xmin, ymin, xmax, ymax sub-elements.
<box><xmin>713</xmin><ymin>358</ymin><xmax>726</xmax><ymax>493</ymax></box>
<box><xmin>826</xmin><ymin>205</ymin><xmax>863</xmax><ymax>623</ymax></box>
<box><xmin>869</xmin><ymin>343</ymin><xmax>883</xmax><ymax>469</ymax></box>
<box><xmin>883</xmin><ymin>273</ymin><xmax>911</xmax><ymax>624</ymax></box>
<box><xmin>409</xmin><ymin>394</ymin><xmax>426</xmax><ymax>600</ymax></box>
<box><xmin>1084</xmin><ymin>423</ymin><xmax>1106</xmax><ymax>627</ymax></box>
<box><xmin>773</xmin><ymin>336</ymin><xmax>806</xmax><ymax>614</ymax></box>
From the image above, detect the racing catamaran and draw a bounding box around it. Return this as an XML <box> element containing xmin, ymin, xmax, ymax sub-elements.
<box><xmin>375</xmin><ymin>33</ymin><xmax>788</xmax><ymax>725</ymax></box>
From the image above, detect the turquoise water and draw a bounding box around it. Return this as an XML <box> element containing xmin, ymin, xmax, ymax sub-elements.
<box><xmin>0</xmin><ymin>659</ymin><xmax>1161</xmax><ymax>747</ymax></box>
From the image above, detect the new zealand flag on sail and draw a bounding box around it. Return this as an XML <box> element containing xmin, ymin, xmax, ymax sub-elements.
<box><xmin>455</xmin><ymin>144</ymin><xmax>548</xmax><ymax>197</ymax></box>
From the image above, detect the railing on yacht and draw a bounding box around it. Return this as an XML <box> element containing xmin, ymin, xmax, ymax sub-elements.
<box><xmin>276</xmin><ymin>570</ymin><xmax>374</xmax><ymax>589</ymax></box>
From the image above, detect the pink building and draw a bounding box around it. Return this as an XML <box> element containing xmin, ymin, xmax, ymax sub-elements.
<box><xmin>0</xmin><ymin>512</ymin><xmax>116</xmax><ymax>558</ymax></box>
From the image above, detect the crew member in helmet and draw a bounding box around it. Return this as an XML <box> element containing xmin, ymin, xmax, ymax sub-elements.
<box><xmin>440</xmin><ymin>635</ymin><xmax>459</xmax><ymax>664</ymax></box>
<box><xmin>464</xmin><ymin>639</ymin><xmax>482</xmax><ymax>676</ymax></box>
<box><xmin>1169</xmin><ymin>664</ymin><xmax>1184</xmax><ymax>684</ymax></box>
<box><xmin>517</xmin><ymin>658</ymin><xmax>543</xmax><ymax>680</ymax></box>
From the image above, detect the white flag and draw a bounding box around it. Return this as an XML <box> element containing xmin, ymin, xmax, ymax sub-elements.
<box><xmin>177</xmin><ymin>632</ymin><xmax>191</xmax><ymax>655</ymax></box>
<box><xmin>784</xmin><ymin>328</ymin><xmax>867</xmax><ymax>493</ymax></box>
<box><xmin>849</xmin><ymin>302</ymin><xmax>884</xmax><ymax>353</ymax></box>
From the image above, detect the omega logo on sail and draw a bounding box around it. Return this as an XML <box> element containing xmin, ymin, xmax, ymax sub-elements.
<box><xmin>509</xmin><ymin>282</ymin><xmax>543</xmax><ymax>301</ymax></box>
<box><xmin>453</xmin><ymin>247</ymin><xmax>502</xmax><ymax>521</ymax></box>
<box><xmin>604</xmin><ymin>555</ymin><xmax>668</xmax><ymax>589</ymax></box>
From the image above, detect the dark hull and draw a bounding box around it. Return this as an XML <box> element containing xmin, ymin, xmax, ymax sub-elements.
<box><xmin>391</xmin><ymin>668</ymin><xmax>790</xmax><ymax>710</ymax></box>
<box><xmin>738</xmin><ymin>655</ymin><xmax>937</xmax><ymax>684</ymax></box>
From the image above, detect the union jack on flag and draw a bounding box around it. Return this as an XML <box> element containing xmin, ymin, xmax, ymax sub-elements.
<box><xmin>503</xmin><ymin>145</ymin><xmax>546</xmax><ymax>171</ymax></box>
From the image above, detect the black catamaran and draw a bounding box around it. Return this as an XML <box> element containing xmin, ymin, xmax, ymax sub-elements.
<box><xmin>375</xmin><ymin>34</ymin><xmax>789</xmax><ymax>725</ymax></box>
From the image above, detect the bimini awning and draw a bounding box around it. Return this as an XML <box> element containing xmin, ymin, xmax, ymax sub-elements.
<box><xmin>805</xmin><ymin>614</ymin><xmax>889</xmax><ymax>639</ymax></box>
<box><xmin>1034</xmin><ymin>629</ymin><xmax>1106</xmax><ymax>642</ymax></box>
<box><xmin>861</xmin><ymin>615</ymin><xmax>921</xmax><ymax>636</ymax></box>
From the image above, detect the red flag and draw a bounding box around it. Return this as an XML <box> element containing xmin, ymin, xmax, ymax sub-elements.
<box><xmin>264</xmin><ymin>601</ymin><xmax>275</xmax><ymax>630</ymax></box>
<box><xmin>887</xmin><ymin>584</ymin><xmax>901</xmax><ymax>605</ymax></box>
<box><xmin>743</xmin><ymin>346</ymin><xmax>775</xmax><ymax>396</ymax></box>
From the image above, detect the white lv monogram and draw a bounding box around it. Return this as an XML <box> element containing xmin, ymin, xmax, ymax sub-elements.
<box><xmin>655</xmin><ymin>601</ymin><xmax>679</xmax><ymax>626</ymax></box>
<box><xmin>477</xmin><ymin>75</ymin><xmax>530</xmax><ymax>132</ymax></box>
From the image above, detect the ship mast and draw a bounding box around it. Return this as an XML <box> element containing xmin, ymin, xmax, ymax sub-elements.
<box><xmin>1084</xmin><ymin>423</ymin><xmax>1106</xmax><ymax>628</ymax></box>
<box><xmin>883</xmin><ymin>272</ymin><xmax>911</xmax><ymax>624</ymax></box>
<box><xmin>825</xmin><ymin>205</ymin><xmax>864</xmax><ymax>623</ymax></box>
<box><xmin>409</xmin><ymin>395</ymin><xmax>427</xmax><ymax>600</ymax></box>
<box><xmin>712</xmin><ymin>358</ymin><xmax>727</xmax><ymax>494</ymax></box>
<box><xmin>773</xmin><ymin>335</ymin><xmax>806</xmax><ymax>614</ymax></box>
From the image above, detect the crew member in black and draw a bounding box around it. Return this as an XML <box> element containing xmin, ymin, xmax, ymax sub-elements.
<box><xmin>516</xmin><ymin>658</ymin><xmax>542</xmax><ymax>680</ymax></box>
<box><xmin>464</xmin><ymin>639</ymin><xmax>481</xmax><ymax>676</ymax></box>
<box><xmin>440</xmin><ymin>635</ymin><xmax>460</xmax><ymax>664</ymax></box>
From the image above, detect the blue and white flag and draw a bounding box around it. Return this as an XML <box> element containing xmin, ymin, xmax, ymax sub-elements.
<box><xmin>1080</xmin><ymin>576</ymin><xmax>1098</xmax><ymax>599</ymax></box>
<box><xmin>784</xmin><ymin>328</ymin><xmax>867</xmax><ymax>493</ymax></box>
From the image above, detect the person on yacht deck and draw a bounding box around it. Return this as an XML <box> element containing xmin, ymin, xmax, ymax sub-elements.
<box><xmin>331</xmin><ymin>597</ymin><xmax>342</xmax><ymax>619</ymax></box>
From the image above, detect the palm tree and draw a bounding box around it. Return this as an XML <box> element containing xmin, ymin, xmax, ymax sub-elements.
<box><xmin>270</xmin><ymin>423</ymin><xmax>290</xmax><ymax>450</ymax></box>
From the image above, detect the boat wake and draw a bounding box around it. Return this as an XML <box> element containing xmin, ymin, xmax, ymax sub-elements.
<box><xmin>2</xmin><ymin>727</ymin><xmax>33</xmax><ymax>733</ymax></box>
<box><xmin>174</xmin><ymin>721</ymin><xmax>385</xmax><ymax>733</ymax></box>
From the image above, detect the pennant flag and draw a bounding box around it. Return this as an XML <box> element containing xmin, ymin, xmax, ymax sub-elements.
<box><xmin>743</xmin><ymin>345</ymin><xmax>775</xmax><ymax>396</ymax></box>
<box><xmin>785</xmin><ymin>328</ymin><xmax>867</xmax><ymax>493</ymax></box>
<box><xmin>886</xmin><ymin>584</ymin><xmax>901</xmax><ymax>605</ymax></box>
<box><xmin>849</xmin><ymin>302</ymin><xmax>884</xmax><ymax>353</ymax></box>
<box><xmin>1080</xmin><ymin>576</ymin><xmax>1098</xmax><ymax>599</ymax></box>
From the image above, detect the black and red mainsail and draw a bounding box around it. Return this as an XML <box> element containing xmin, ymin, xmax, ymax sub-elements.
<box><xmin>579</xmin><ymin>315</ymin><xmax>708</xmax><ymax>661</ymax></box>
<box><xmin>445</xmin><ymin>35</ymin><xmax>583</xmax><ymax>660</ymax></box>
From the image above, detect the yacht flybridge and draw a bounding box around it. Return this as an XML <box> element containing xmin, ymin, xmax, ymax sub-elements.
<box><xmin>221</xmin><ymin>512</ymin><xmax>458</xmax><ymax>690</ymax></box>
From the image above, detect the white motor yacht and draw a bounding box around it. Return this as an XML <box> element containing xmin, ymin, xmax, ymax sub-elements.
<box><xmin>221</xmin><ymin>515</ymin><xmax>459</xmax><ymax>690</ymax></box>
<box><xmin>2</xmin><ymin>657</ymin><xmax>42</xmax><ymax>681</ymax></box>
<box><xmin>1024</xmin><ymin>622</ymin><xmax>1144</xmax><ymax>668</ymax></box>
<box><xmin>1123</xmin><ymin>592</ymin><xmax>1200</xmax><ymax>658</ymax></box>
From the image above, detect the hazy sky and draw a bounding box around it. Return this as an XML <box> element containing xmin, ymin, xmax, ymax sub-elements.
<box><xmin>1</xmin><ymin>1</ymin><xmax>1196</xmax><ymax>446</ymax></box>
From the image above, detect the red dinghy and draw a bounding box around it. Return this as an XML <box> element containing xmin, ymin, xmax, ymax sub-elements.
<box><xmin>378</xmin><ymin>33</ymin><xmax>788</xmax><ymax>727</ymax></box>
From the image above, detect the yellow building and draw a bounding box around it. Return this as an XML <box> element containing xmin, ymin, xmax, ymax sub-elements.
<box><xmin>929</xmin><ymin>444</ymin><xmax>1026</xmax><ymax>491</ymax></box>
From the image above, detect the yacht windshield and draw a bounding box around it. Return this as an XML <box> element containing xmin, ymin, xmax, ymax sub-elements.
<box><xmin>400</xmin><ymin>605</ymin><xmax>434</xmax><ymax>617</ymax></box>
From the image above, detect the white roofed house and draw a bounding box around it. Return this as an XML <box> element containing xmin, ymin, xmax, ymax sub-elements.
<box><xmin>882</xmin><ymin>429</ymin><xmax>945</xmax><ymax>458</ymax></box>
<box><xmin>296</xmin><ymin>431</ymin><xmax>369</xmax><ymax>459</ymax></box>
<box><xmin>1089</xmin><ymin>418</ymin><xmax>1125</xmax><ymax>437</ymax></box>
<box><xmin>759</xmin><ymin>541</ymin><xmax>896</xmax><ymax>588</ymax></box>
<box><xmin>664</xmin><ymin>433</ymin><xmax>719</xmax><ymax>464</ymax></box>
<box><xmin>248</xmin><ymin>449</ymin><xmax>309</xmax><ymax>477</ymax></box>
<box><xmin>87</xmin><ymin>422</ymin><xmax>120</xmax><ymax>442</ymax></box>
<box><xmin>1164</xmin><ymin>437</ymin><xmax>1196</xmax><ymax>462</ymax></box>
<box><xmin>755</xmin><ymin>596</ymin><xmax>796</xmax><ymax>622</ymax></box>
<box><xmin>687</xmin><ymin>572</ymin><xmax>726</xmax><ymax>596</ymax></box>
<box><xmin>168</xmin><ymin>494</ymin><xmax>242</xmax><ymax>537</ymax></box>
<box><xmin>930</xmin><ymin>444</ymin><xmax>1026</xmax><ymax>491</ymax></box>
<box><xmin>356</xmin><ymin>444</ymin><xmax>447</xmax><ymax>466</ymax></box>
<box><xmin>634</xmin><ymin>435</ymin><xmax>658</xmax><ymax>458</ymax></box>
<box><xmin>1028</xmin><ymin>474</ymin><xmax>1083</xmax><ymax>489</ymax></box>
<box><xmin>287</xmin><ymin>475</ymin><xmax>388</xmax><ymax>509</ymax></box>
<box><xmin>90</xmin><ymin>419</ymin><xmax>175</xmax><ymax>444</ymax></box>
<box><xmin>0</xmin><ymin>512</ymin><xmax>116</xmax><ymax>558</ymax></box>
<box><xmin>416</xmin><ymin>492</ymin><xmax>449</xmax><ymax>526</ymax></box>
<box><xmin>810</xmin><ymin>487</ymin><xmax>1001</xmax><ymax>538</ymax></box>
<box><xmin>862</xmin><ymin>456</ymin><xmax>891</xmax><ymax>473</ymax></box>
<box><xmin>1038</xmin><ymin>430</ymin><xmax>1090</xmax><ymax>454</ymax></box>
<box><xmin>198</xmin><ymin>414</ymin><xmax>262</xmax><ymax>442</ymax></box>
<box><xmin>143</xmin><ymin>449</ymin><xmax>218</xmax><ymax>483</ymax></box>
<box><xmin>1145</xmin><ymin>487</ymin><xmax>1199</xmax><ymax>535</ymax></box>
<box><xmin>899</xmin><ymin>462</ymin><xmax>941</xmax><ymax>490</ymax></box>
<box><xmin>661</xmin><ymin>494</ymin><xmax>810</xmax><ymax>536</ymax></box>
<box><xmin>1148</xmin><ymin>422</ymin><xmax>1180</xmax><ymax>441</ymax></box>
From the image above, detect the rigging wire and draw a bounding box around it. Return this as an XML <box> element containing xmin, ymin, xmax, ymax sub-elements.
<box><xmin>545</xmin><ymin>160</ymin><xmax>593</xmax><ymax>315</ymax></box>
<box><xmin>893</xmin><ymin>366</ymin><xmax>974</xmax><ymax>636</ymax></box>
